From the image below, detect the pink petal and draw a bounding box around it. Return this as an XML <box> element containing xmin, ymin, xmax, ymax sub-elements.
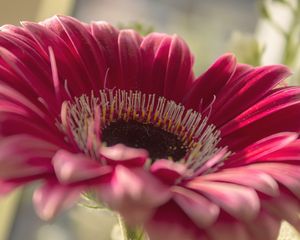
<box><xmin>99</xmin><ymin>144</ymin><xmax>148</xmax><ymax>167</ymax></box>
<box><xmin>145</xmin><ymin>201</ymin><xmax>200</xmax><ymax>240</ymax></box>
<box><xmin>245</xmin><ymin>211</ymin><xmax>281</xmax><ymax>240</ymax></box>
<box><xmin>0</xmin><ymin>135</ymin><xmax>56</xmax><ymax>178</ymax></box>
<box><xmin>100</xmin><ymin>165</ymin><xmax>170</xmax><ymax>206</ymax></box>
<box><xmin>150</xmin><ymin>159</ymin><xmax>187</xmax><ymax>184</ymax></box>
<box><xmin>33</xmin><ymin>181</ymin><xmax>83</xmax><ymax>220</ymax></box>
<box><xmin>194</xmin><ymin>148</ymin><xmax>228</xmax><ymax>175</ymax></box>
<box><xmin>146</xmin><ymin>222</ymin><xmax>198</xmax><ymax>240</ymax></box>
<box><xmin>201</xmin><ymin>168</ymin><xmax>279</xmax><ymax>197</ymax></box>
<box><xmin>263</xmin><ymin>194</ymin><xmax>300</xmax><ymax>231</ymax></box>
<box><xmin>207</xmin><ymin>221</ymin><xmax>251</xmax><ymax>240</ymax></box>
<box><xmin>0</xmin><ymin>180</ymin><xmax>22</xmax><ymax>195</ymax></box>
<box><xmin>172</xmin><ymin>186</ymin><xmax>220</xmax><ymax>227</ymax></box>
<box><xmin>52</xmin><ymin>150</ymin><xmax>112</xmax><ymax>183</ymax></box>
<box><xmin>187</xmin><ymin>180</ymin><xmax>260</xmax><ymax>221</ymax></box>
<box><xmin>99</xmin><ymin>165</ymin><xmax>170</xmax><ymax>224</ymax></box>
<box><xmin>248</xmin><ymin>163</ymin><xmax>300</xmax><ymax>199</ymax></box>
<box><xmin>183</xmin><ymin>53</ymin><xmax>236</xmax><ymax>111</ymax></box>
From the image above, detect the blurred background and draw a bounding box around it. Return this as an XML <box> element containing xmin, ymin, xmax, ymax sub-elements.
<box><xmin>0</xmin><ymin>0</ymin><xmax>299</xmax><ymax>239</ymax></box>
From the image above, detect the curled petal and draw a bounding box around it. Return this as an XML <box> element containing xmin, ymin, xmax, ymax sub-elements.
<box><xmin>172</xmin><ymin>186</ymin><xmax>220</xmax><ymax>227</ymax></box>
<box><xmin>52</xmin><ymin>150</ymin><xmax>112</xmax><ymax>184</ymax></box>
<box><xmin>99</xmin><ymin>165</ymin><xmax>170</xmax><ymax>225</ymax></box>
<box><xmin>150</xmin><ymin>159</ymin><xmax>187</xmax><ymax>184</ymax></box>
<box><xmin>99</xmin><ymin>144</ymin><xmax>148</xmax><ymax>167</ymax></box>
<box><xmin>248</xmin><ymin>163</ymin><xmax>300</xmax><ymax>200</ymax></box>
<box><xmin>201</xmin><ymin>168</ymin><xmax>279</xmax><ymax>197</ymax></box>
<box><xmin>187</xmin><ymin>180</ymin><xmax>260</xmax><ymax>221</ymax></box>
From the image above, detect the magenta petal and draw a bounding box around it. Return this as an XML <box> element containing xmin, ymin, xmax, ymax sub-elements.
<box><xmin>33</xmin><ymin>181</ymin><xmax>83</xmax><ymax>220</ymax></box>
<box><xmin>225</xmin><ymin>132</ymin><xmax>298</xmax><ymax>166</ymax></box>
<box><xmin>183</xmin><ymin>53</ymin><xmax>236</xmax><ymax>111</ymax></box>
<box><xmin>221</xmin><ymin>87</ymin><xmax>300</xmax><ymax>136</ymax></box>
<box><xmin>0</xmin><ymin>83</ymin><xmax>46</xmax><ymax>119</ymax></box>
<box><xmin>44</xmin><ymin>16</ymin><xmax>107</xmax><ymax>91</ymax></box>
<box><xmin>220</xmin><ymin>103</ymin><xmax>300</xmax><ymax>151</ymax></box>
<box><xmin>172</xmin><ymin>186</ymin><xmax>220</xmax><ymax>227</ymax></box>
<box><xmin>21</xmin><ymin>21</ymin><xmax>89</xmax><ymax>95</ymax></box>
<box><xmin>140</xmin><ymin>33</ymin><xmax>172</xmax><ymax>96</ymax></box>
<box><xmin>264</xmin><ymin>139</ymin><xmax>300</xmax><ymax>161</ymax></box>
<box><xmin>162</xmin><ymin>35</ymin><xmax>194</xmax><ymax>102</ymax></box>
<box><xmin>225</xmin><ymin>63</ymin><xmax>252</xmax><ymax>86</ymax></box>
<box><xmin>0</xmin><ymin>47</ymin><xmax>56</xmax><ymax>111</ymax></box>
<box><xmin>91</xmin><ymin>21</ymin><xmax>121</xmax><ymax>89</ymax></box>
<box><xmin>210</xmin><ymin>65</ymin><xmax>291</xmax><ymax>127</ymax></box>
<box><xmin>140</xmin><ymin>33</ymin><xmax>194</xmax><ymax>101</ymax></box>
<box><xmin>118</xmin><ymin>30</ymin><xmax>142</xmax><ymax>90</ymax></box>
<box><xmin>52</xmin><ymin>150</ymin><xmax>112</xmax><ymax>183</ymax></box>
<box><xmin>187</xmin><ymin>180</ymin><xmax>260</xmax><ymax>221</ymax></box>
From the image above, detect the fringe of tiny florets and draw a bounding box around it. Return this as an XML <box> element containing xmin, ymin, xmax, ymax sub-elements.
<box><xmin>58</xmin><ymin>89</ymin><xmax>227</xmax><ymax>174</ymax></box>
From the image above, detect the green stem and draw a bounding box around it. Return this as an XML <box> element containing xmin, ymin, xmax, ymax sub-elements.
<box><xmin>117</xmin><ymin>214</ymin><xmax>147</xmax><ymax>240</ymax></box>
<box><xmin>117</xmin><ymin>214</ymin><xmax>129</xmax><ymax>240</ymax></box>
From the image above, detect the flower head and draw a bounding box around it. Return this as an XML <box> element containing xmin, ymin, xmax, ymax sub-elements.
<box><xmin>0</xmin><ymin>15</ymin><xmax>300</xmax><ymax>240</ymax></box>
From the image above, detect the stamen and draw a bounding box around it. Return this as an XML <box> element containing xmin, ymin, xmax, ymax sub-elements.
<box><xmin>58</xmin><ymin>89</ymin><xmax>228</xmax><ymax>175</ymax></box>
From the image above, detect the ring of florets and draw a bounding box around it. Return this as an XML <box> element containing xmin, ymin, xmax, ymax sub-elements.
<box><xmin>57</xmin><ymin>89</ymin><xmax>229</xmax><ymax>175</ymax></box>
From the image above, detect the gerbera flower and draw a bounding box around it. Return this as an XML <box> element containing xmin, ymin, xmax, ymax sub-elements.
<box><xmin>0</xmin><ymin>15</ymin><xmax>300</xmax><ymax>240</ymax></box>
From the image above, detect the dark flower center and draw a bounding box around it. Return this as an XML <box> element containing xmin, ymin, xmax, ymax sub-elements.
<box><xmin>102</xmin><ymin>120</ymin><xmax>188</xmax><ymax>161</ymax></box>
